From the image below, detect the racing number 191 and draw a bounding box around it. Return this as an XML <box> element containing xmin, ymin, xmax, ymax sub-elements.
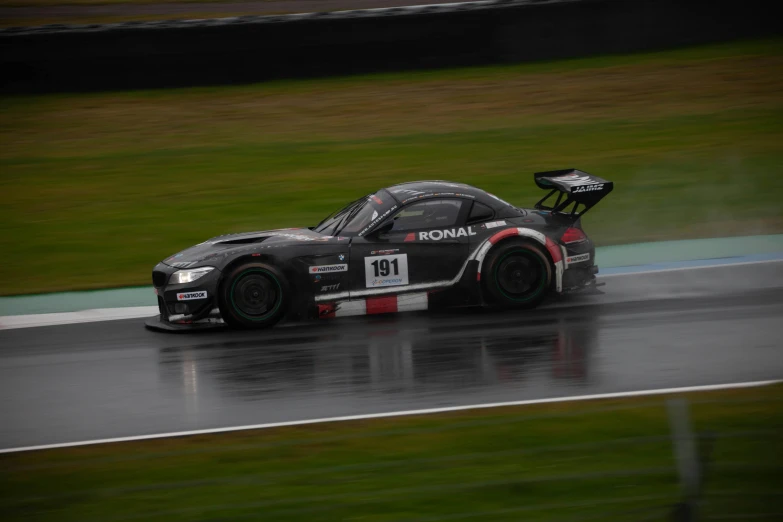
<box><xmin>370</xmin><ymin>258</ymin><xmax>399</xmax><ymax>277</ymax></box>
<box><xmin>364</xmin><ymin>253</ymin><xmax>408</xmax><ymax>288</ymax></box>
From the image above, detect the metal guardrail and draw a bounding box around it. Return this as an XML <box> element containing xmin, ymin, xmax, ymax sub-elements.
<box><xmin>1</xmin><ymin>0</ymin><xmax>778</xmax><ymax>93</ymax></box>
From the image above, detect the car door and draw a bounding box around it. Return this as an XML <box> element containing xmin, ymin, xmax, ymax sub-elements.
<box><xmin>349</xmin><ymin>198</ymin><xmax>472</xmax><ymax>297</ymax></box>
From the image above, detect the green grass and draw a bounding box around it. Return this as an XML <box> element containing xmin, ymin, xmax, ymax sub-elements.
<box><xmin>1</xmin><ymin>39</ymin><xmax>782</xmax><ymax>295</ymax></box>
<box><xmin>1</xmin><ymin>384</ymin><xmax>781</xmax><ymax>521</ymax></box>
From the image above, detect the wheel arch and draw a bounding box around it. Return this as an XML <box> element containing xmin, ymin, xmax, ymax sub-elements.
<box><xmin>219</xmin><ymin>253</ymin><xmax>302</xmax><ymax>313</ymax></box>
<box><xmin>217</xmin><ymin>256</ymin><xmax>295</xmax><ymax>328</ymax></box>
<box><xmin>221</xmin><ymin>253</ymin><xmax>278</xmax><ymax>283</ymax></box>
<box><xmin>474</xmin><ymin>227</ymin><xmax>564</xmax><ymax>293</ymax></box>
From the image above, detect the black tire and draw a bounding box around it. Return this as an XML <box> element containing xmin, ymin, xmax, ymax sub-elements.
<box><xmin>481</xmin><ymin>240</ymin><xmax>552</xmax><ymax>309</ymax></box>
<box><xmin>218</xmin><ymin>262</ymin><xmax>289</xmax><ymax>329</ymax></box>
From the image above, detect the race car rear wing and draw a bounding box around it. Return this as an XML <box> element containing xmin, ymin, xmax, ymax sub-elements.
<box><xmin>534</xmin><ymin>169</ymin><xmax>613</xmax><ymax>219</ymax></box>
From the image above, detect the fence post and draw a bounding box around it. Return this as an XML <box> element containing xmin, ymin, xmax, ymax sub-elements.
<box><xmin>667</xmin><ymin>398</ymin><xmax>700</xmax><ymax>522</ymax></box>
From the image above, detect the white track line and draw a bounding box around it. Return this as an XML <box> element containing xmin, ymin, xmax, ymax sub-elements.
<box><xmin>1</xmin><ymin>379</ymin><xmax>779</xmax><ymax>454</ymax></box>
<box><xmin>0</xmin><ymin>306</ymin><xmax>157</xmax><ymax>330</ymax></box>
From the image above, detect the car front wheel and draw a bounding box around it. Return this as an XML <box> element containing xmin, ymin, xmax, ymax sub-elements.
<box><xmin>218</xmin><ymin>262</ymin><xmax>289</xmax><ymax>329</ymax></box>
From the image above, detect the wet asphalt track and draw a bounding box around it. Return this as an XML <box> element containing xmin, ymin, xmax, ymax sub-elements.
<box><xmin>1</xmin><ymin>262</ymin><xmax>782</xmax><ymax>450</ymax></box>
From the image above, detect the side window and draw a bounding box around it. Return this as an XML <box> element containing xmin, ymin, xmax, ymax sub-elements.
<box><xmin>390</xmin><ymin>199</ymin><xmax>464</xmax><ymax>232</ymax></box>
<box><xmin>467</xmin><ymin>202</ymin><xmax>494</xmax><ymax>224</ymax></box>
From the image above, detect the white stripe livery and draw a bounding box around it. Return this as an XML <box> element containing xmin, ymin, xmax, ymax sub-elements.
<box><xmin>316</xmin><ymin>226</ymin><xmax>567</xmax><ymax>310</ymax></box>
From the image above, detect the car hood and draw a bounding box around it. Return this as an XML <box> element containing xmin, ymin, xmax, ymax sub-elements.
<box><xmin>161</xmin><ymin>228</ymin><xmax>336</xmax><ymax>268</ymax></box>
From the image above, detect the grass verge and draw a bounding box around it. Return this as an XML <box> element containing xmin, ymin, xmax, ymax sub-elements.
<box><xmin>0</xmin><ymin>384</ymin><xmax>781</xmax><ymax>521</ymax></box>
<box><xmin>1</xmin><ymin>39</ymin><xmax>782</xmax><ymax>295</ymax></box>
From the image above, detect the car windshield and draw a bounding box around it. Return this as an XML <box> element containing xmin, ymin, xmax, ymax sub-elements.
<box><xmin>314</xmin><ymin>191</ymin><xmax>395</xmax><ymax>236</ymax></box>
<box><xmin>314</xmin><ymin>196</ymin><xmax>368</xmax><ymax>235</ymax></box>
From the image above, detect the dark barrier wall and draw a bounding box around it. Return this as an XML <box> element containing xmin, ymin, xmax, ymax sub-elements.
<box><xmin>0</xmin><ymin>0</ymin><xmax>778</xmax><ymax>93</ymax></box>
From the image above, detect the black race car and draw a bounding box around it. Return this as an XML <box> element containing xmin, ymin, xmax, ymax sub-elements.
<box><xmin>146</xmin><ymin>169</ymin><xmax>613</xmax><ymax>331</ymax></box>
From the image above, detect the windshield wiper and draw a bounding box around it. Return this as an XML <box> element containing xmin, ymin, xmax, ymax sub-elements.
<box><xmin>315</xmin><ymin>196</ymin><xmax>366</xmax><ymax>233</ymax></box>
<box><xmin>334</xmin><ymin>200</ymin><xmax>367</xmax><ymax>235</ymax></box>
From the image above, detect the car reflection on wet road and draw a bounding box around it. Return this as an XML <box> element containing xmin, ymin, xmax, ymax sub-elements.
<box><xmin>157</xmin><ymin>312</ymin><xmax>596</xmax><ymax>406</ymax></box>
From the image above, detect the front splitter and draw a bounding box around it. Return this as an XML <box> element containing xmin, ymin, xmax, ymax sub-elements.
<box><xmin>144</xmin><ymin>315</ymin><xmax>227</xmax><ymax>333</ymax></box>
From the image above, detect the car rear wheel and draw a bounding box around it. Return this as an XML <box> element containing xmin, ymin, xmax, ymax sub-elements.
<box><xmin>219</xmin><ymin>262</ymin><xmax>288</xmax><ymax>329</ymax></box>
<box><xmin>481</xmin><ymin>240</ymin><xmax>552</xmax><ymax>309</ymax></box>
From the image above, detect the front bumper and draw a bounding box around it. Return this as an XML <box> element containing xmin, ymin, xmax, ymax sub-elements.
<box><xmin>144</xmin><ymin>314</ymin><xmax>226</xmax><ymax>332</ymax></box>
<box><xmin>151</xmin><ymin>262</ymin><xmax>224</xmax><ymax>326</ymax></box>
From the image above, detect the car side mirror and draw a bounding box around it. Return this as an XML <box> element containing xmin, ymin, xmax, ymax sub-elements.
<box><xmin>373</xmin><ymin>221</ymin><xmax>394</xmax><ymax>238</ymax></box>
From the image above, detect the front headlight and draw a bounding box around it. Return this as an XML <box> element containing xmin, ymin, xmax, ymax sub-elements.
<box><xmin>170</xmin><ymin>266</ymin><xmax>215</xmax><ymax>284</ymax></box>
